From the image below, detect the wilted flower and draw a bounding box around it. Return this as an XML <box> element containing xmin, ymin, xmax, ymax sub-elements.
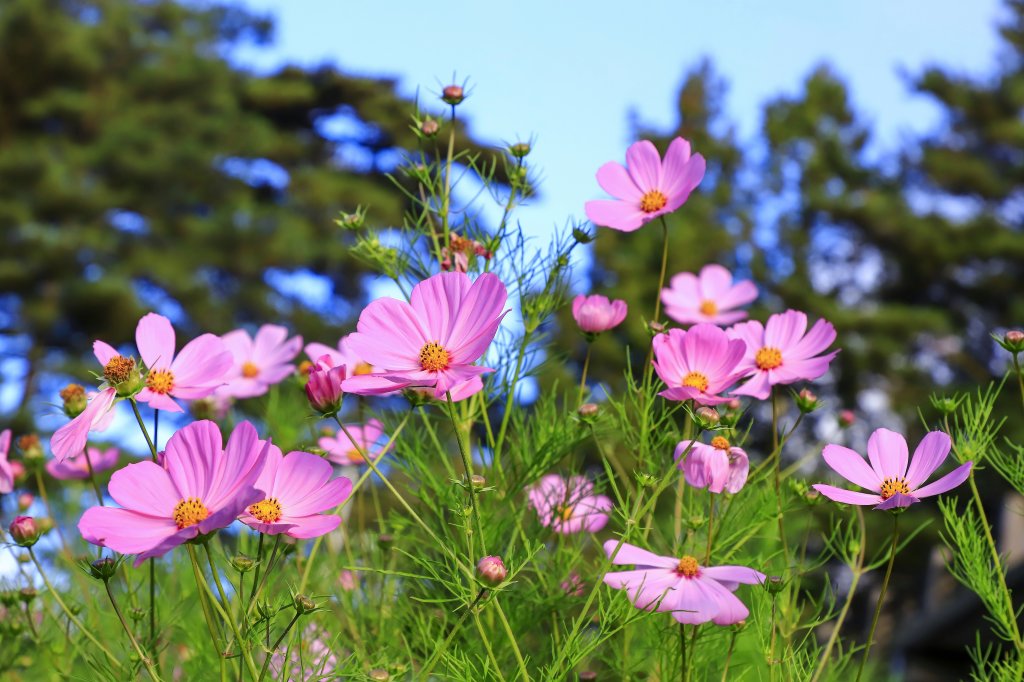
<box><xmin>813</xmin><ymin>429</ymin><xmax>972</xmax><ymax>510</ymax></box>
<box><xmin>661</xmin><ymin>265</ymin><xmax>758</xmax><ymax>326</ymax></box>
<box><xmin>675</xmin><ymin>437</ymin><xmax>749</xmax><ymax>494</ymax></box>
<box><xmin>585</xmin><ymin>137</ymin><xmax>706</xmax><ymax>232</ymax></box>
<box><xmin>603</xmin><ymin>541</ymin><xmax>765</xmax><ymax>625</ymax></box>
<box><xmin>572</xmin><ymin>294</ymin><xmax>628</xmax><ymax>334</ymax></box>
<box><xmin>527</xmin><ymin>474</ymin><xmax>612</xmax><ymax>534</ymax></box>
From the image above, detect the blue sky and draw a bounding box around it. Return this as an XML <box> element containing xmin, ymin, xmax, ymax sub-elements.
<box><xmin>234</xmin><ymin>0</ymin><xmax>1006</xmax><ymax>240</ymax></box>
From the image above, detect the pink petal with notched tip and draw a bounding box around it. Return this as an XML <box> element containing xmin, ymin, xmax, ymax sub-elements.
<box><xmin>624</xmin><ymin>140</ymin><xmax>662</xmax><ymax>190</ymax></box>
<box><xmin>811</xmin><ymin>483</ymin><xmax>880</xmax><ymax>506</ymax></box>
<box><xmin>584</xmin><ymin>199</ymin><xmax>646</xmax><ymax>232</ymax></box>
<box><xmin>136</xmin><ymin>313</ymin><xmax>176</xmax><ymax>370</ymax></box>
<box><xmin>867</xmin><ymin>428</ymin><xmax>909</xmax><ymax>482</ymax></box>
<box><xmin>912</xmin><ymin>461</ymin><xmax>972</xmax><ymax>499</ymax></box>
<box><xmin>603</xmin><ymin>540</ymin><xmax>679</xmax><ymax>569</ymax></box>
<box><xmin>822</xmin><ymin>444</ymin><xmax>880</xmax><ymax>492</ymax></box>
<box><xmin>596</xmin><ymin>161</ymin><xmax>643</xmax><ymax>201</ymax></box>
<box><xmin>905</xmin><ymin>431</ymin><xmax>953</xmax><ymax>489</ymax></box>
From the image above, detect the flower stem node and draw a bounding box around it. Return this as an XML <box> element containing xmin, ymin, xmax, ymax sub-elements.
<box><xmin>477</xmin><ymin>555</ymin><xmax>507</xmax><ymax>586</ymax></box>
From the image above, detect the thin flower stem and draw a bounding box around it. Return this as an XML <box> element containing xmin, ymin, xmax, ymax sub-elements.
<box><xmin>256</xmin><ymin>611</ymin><xmax>302</xmax><ymax>682</ymax></box>
<box><xmin>493</xmin><ymin>596</ymin><xmax>530</xmax><ymax>681</ymax></box>
<box><xmin>33</xmin><ymin>469</ymin><xmax>68</xmax><ymax>552</ymax></box>
<box><xmin>104</xmin><ymin>579</ymin><xmax>162</xmax><ymax>681</ymax></box>
<box><xmin>446</xmin><ymin>392</ymin><xmax>484</xmax><ymax>558</ymax></box>
<box><xmin>577</xmin><ymin>343</ymin><xmax>592</xmax><ymax>406</ymax></box>
<box><xmin>129</xmin><ymin>399</ymin><xmax>159</xmax><ymax>461</ymax></box>
<box><xmin>494</xmin><ymin>329</ymin><xmax>533</xmax><ymax>458</ymax></box>
<box><xmin>27</xmin><ymin>547</ymin><xmax>122</xmax><ymax>669</ymax></box>
<box><xmin>653</xmin><ymin>216</ymin><xmax>670</xmax><ymax>323</ymax></box>
<box><xmin>421</xmin><ymin>589</ymin><xmax>486</xmax><ymax>677</ymax></box>
<box><xmin>771</xmin><ymin>388</ymin><xmax>790</xmax><ymax>570</ymax></box>
<box><xmin>704</xmin><ymin>490</ymin><xmax>714</xmax><ymax>565</ymax></box>
<box><xmin>249</xmin><ymin>533</ymin><xmax>265</xmax><ymax>617</ymax></box>
<box><xmin>856</xmin><ymin>514</ymin><xmax>900</xmax><ymax>682</ymax></box>
<box><xmin>129</xmin><ymin>399</ymin><xmax>161</xmax><ymax>650</ymax></box>
<box><xmin>245</xmin><ymin>535</ymin><xmax>282</xmax><ymax>622</ymax></box>
<box><xmin>720</xmin><ymin>628</ymin><xmax>739</xmax><ymax>682</ymax></box>
<box><xmin>674</xmin><ymin>415</ymin><xmax>695</xmax><ymax>548</ymax></box>
<box><xmin>679</xmin><ymin>622</ymin><xmax>688</xmax><ymax>682</ymax></box>
<box><xmin>191</xmin><ymin>545</ymin><xmax>261</xmax><ymax>680</ymax></box>
<box><xmin>472</xmin><ymin>611</ymin><xmax>507</xmax><ymax>682</ymax></box>
<box><xmin>1014</xmin><ymin>353</ymin><xmax>1024</xmax><ymax>414</ymax></box>
<box><xmin>82</xmin><ymin>447</ymin><xmax>105</xmax><ymax>506</ymax></box>
<box><xmin>21</xmin><ymin>601</ymin><xmax>39</xmax><ymax>640</ymax></box>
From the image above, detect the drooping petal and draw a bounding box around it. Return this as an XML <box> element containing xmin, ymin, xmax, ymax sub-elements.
<box><xmin>702</xmin><ymin>566</ymin><xmax>767</xmax><ymax>586</ymax></box>
<box><xmin>50</xmin><ymin>387</ymin><xmax>117</xmax><ymax>462</ymax></box>
<box><xmin>875</xmin><ymin>492</ymin><xmax>920</xmax><ymax>510</ymax></box>
<box><xmin>667</xmin><ymin>576</ymin><xmax>720</xmax><ymax>624</ymax></box>
<box><xmin>701</xmin><ymin>578</ymin><xmax>751</xmax><ymax>625</ymax></box>
<box><xmin>904</xmin><ymin>431</ymin><xmax>953</xmax><ymax>489</ymax></box>
<box><xmin>822</xmin><ymin>444</ymin><xmax>881</xmax><ymax>492</ymax></box>
<box><xmin>912</xmin><ymin>461</ymin><xmax>972</xmax><ymax>499</ymax></box>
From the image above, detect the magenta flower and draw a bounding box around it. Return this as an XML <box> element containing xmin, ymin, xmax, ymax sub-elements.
<box><xmin>239</xmin><ymin>446</ymin><xmax>351</xmax><ymax>539</ymax></box>
<box><xmin>318</xmin><ymin>419</ymin><xmax>390</xmax><ymax>466</ymax></box>
<box><xmin>94</xmin><ymin>313</ymin><xmax>232</xmax><ymax>413</ymax></box>
<box><xmin>218</xmin><ymin>325</ymin><xmax>303</xmax><ymax>399</ymax></box>
<box><xmin>813</xmin><ymin>429</ymin><xmax>972</xmax><ymax>510</ymax></box>
<box><xmin>728</xmin><ymin>310</ymin><xmax>839</xmax><ymax>400</ymax></box>
<box><xmin>78</xmin><ymin>420</ymin><xmax>267</xmax><ymax>563</ymax></box>
<box><xmin>652</xmin><ymin>324</ymin><xmax>747</xmax><ymax>406</ymax></box>
<box><xmin>46</xmin><ymin>447</ymin><xmax>119</xmax><ymax>481</ymax></box>
<box><xmin>305</xmin><ymin>355</ymin><xmax>347</xmax><ymax>415</ymax></box>
<box><xmin>585</xmin><ymin>138</ymin><xmax>706</xmax><ymax>232</ymax></box>
<box><xmin>342</xmin><ymin>272</ymin><xmax>508</xmax><ymax>400</ymax></box>
<box><xmin>51</xmin><ymin>387</ymin><xmax>118</xmax><ymax>462</ymax></box>
<box><xmin>0</xmin><ymin>430</ymin><xmax>12</xmax><ymax>494</ymax></box>
<box><xmin>675</xmin><ymin>437</ymin><xmax>749</xmax><ymax>494</ymax></box>
<box><xmin>572</xmin><ymin>294</ymin><xmax>628</xmax><ymax>334</ymax></box>
<box><xmin>527</xmin><ymin>474</ymin><xmax>612</xmax><ymax>534</ymax></box>
<box><xmin>305</xmin><ymin>335</ymin><xmax>374</xmax><ymax>376</ymax></box>
<box><xmin>662</xmin><ymin>264</ymin><xmax>758</xmax><ymax>326</ymax></box>
<box><xmin>603</xmin><ymin>541</ymin><xmax>765</xmax><ymax>625</ymax></box>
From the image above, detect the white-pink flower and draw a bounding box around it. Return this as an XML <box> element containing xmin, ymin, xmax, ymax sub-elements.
<box><xmin>218</xmin><ymin>325</ymin><xmax>303</xmax><ymax>399</ymax></box>
<box><xmin>527</xmin><ymin>474</ymin><xmax>612</xmax><ymax>534</ymax></box>
<box><xmin>661</xmin><ymin>264</ymin><xmax>758</xmax><ymax>326</ymax></box>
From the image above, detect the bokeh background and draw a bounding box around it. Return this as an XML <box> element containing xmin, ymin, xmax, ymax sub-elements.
<box><xmin>2</xmin><ymin>1</ymin><xmax>1023</xmax><ymax>679</ymax></box>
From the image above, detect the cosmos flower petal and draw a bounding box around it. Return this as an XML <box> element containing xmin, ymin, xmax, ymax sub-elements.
<box><xmin>93</xmin><ymin>340</ymin><xmax>120</xmax><ymax>366</ymax></box>
<box><xmin>624</xmin><ymin>139</ymin><xmax>662</xmax><ymax>189</ymax></box>
<box><xmin>603</xmin><ymin>540</ymin><xmax>679</xmax><ymax>569</ymax></box>
<box><xmin>904</xmin><ymin>431</ymin><xmax>954</xmax><ymax>489</ymax></box>
<box><xmin>704</xmin><ymin>579</ymin><xmax>751</xmax><ymax>625</ymax></box>
<box><xmin>108</xmin><ymin>461</ymin><xmax>179</xmax><ymax>517</ymax></box>
<box><xmin>596</xmin><ymin>161</ymin><xmax>643</xmax><ymax>201</ymax></box>
<box><xmin>170</xmin><ymin>334</ymin><xmax>232</xmax><ymax>389</ymax></box>
<box><xmin>867</xmin><ymin>428</ymin><xmax>910</xmax><ymax>481</ymax></box>
<box><xmin>585</xmin><ymin>199</ymin><xmax>646</xmax><ymax>232</ymax></box>
<box><xmin>822</xmin><ymin>444</ymin><xmax>881</xmax><ymax>492</ymax></box>
<box><xmin>811</xmin><ymin>484</ymin><xmax>880</xmax><ymax>506</ymax></box>
<box><xmin>78</xmin><ymin>506</ymin><xmax>180</xmax><ymax>556</ymax></box>
<box><xmin>51</xmin><ymin>387</ymin><xmax>117</xmax><ymax>462</ymax></box>
<box><xmin>136</xmin><ymin>313</ymin><xmax>176</xmax><ymax>370</ymax></box>
<box><xmin>702</xmin><ymin>566</ymin><xmax>767</xmax><ymax>586</ymax></box>
<box><xmin>912</xmin><ymin>461</ymin><xmax>972</xmax><ymax>499</ymax></box>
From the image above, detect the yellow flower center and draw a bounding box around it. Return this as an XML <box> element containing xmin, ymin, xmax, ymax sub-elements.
<box><xmin>639</xmin><ymin>189</ymin><xmax>668</xmax><ymax>213</ymax></box>
<box><xmin>755</xmin><ymin>347</ymin><xmax>783</xmax><ymax>371</ymax></box>
<box><xmin>682</xmin><ymin>371</ymin><xmax>709</xmax><ymax>392</ymax></box>
<box><xmin>879</xmin><ymin>477</ymin><xmax>910</xmax><ymax>501</ymax></box>
<box><xmin>345</xmin><ymin>448</ymin><xmax>366</xmax><ymax>464</ymax></box>
<box><xmin>173</xmin><ymin>497</ymin><xmax>210</xmax><ymax>530</ymax></box>
<box><xmin>676</xmin><ymin>555</ymin><xmax>700</xmax><ymax>578</ymax></box>
<box><xmin>354</xmin><ymin>362</ymin><xmax>374</xmax><ymax>376</ymax></box>
<box><xmin>103</xmin><ymin>355</ymin><xmax>136</xmax><ymax>385</ymax></box>
<box><xmin>248</xmin><ymin>498</ymin><xmax>283</xmax><ymax>523</ymax></box>
<box><xmin>59</xmin><ymin>384</ymin><xmax>86</xmax><ymax>401</ymax></box>
<box><xmin>419</xmin><ymin>342</ymin><xmax>450</xmax><ymax>372</ymax></box>
<box><xmin>146</xmin><ymin>369</ymin><xmax>175</xmax><ymax>394</ymax></box>
<box><xmin>711</xmin><ymin>436</ymin><xmax>730</xmax><ymax>450</ymax></box>
<box><xmin>556</xmin><ymin>504</ymin><xmax>575</xmax><ymax>521</ymax></box>
<box><xmin>699</xmin><ymin>300</ymin><xmax>718</xmax><ymax>316</ymax></box>
<box><xmin>241</xmin><ymin>361</ymin><xmax>260</xmax><ymax>378</ymax></box>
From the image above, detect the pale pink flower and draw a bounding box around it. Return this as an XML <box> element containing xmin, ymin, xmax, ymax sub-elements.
<box><xmin>662</xmin><ymin>264</ymin><xmax>758</xmax><ymax>326</ymax></box>
<box><xmin>562</xmin><ymin>571</ymin><xmax>585</xmax><ymax>597</ymax></box>
<box><xmin>338</xmin><ymin>570</ymin><xmax>358</xmax><ymax>592</ymax></box>
<box><xmin>728</xmin><ymin>310</ymin><xmax>839</xmax><ymax>400</ymax></box>
<box><xmin>652</xmin><ymin>324</ymin><xmax>747</xmax><ymax>406</ymax></box>
<box><xmin>318</xmin><ymin>419</ymin><xmax>390</xmax><ymax>466</ymax></box>
<box><xmin>239</xmin><ymin>446</ymin><xmax>351</xmax><ymax>538</ymax></box>
<box><xmin>51</xmin><ymin>387</ymin><xmax>118</xmax><ymax>462</ymax></box>
<box><xmin>78</xmin><ymin>420</ymin><xmax>267</xmax><ymax>563</ymax></box>
<box><xmin>218</xmin><ymin>325</ymin><xmax>303</xmax><ymax>399</ymax></box>
<box><xmin>342</xmin><ymin>272</ymin><xmax>507</xmax><ymax>400</ymax></box>
<box><xmin>94</xmin><ymin>313</ymin><xmax>232</xmax><ymax>413</ymax></box>
<box><xmin>305</xmin><ymin>335</ymin><xmax>374</xmax><ymax>376</ymax></box>
<box><xmin>813</xmin><ymin>429</ymin><xmax>972</xmax><ymax>510</ymax></box>
<box><xmin>585</xmin><ymin>137</ymin><xmax>706</xmax><ymax>232</ymax></box>
<box><xmin>0</xmin><ymin>430</ymin><xmax>12</xmax><ymax>494</ymax></box>
<box><xmin>572</xmin><ymin>295</ymin><xmax>628</xmax><ymax>334</ymax></box>
<box><xmin>46</xmin><ymin>447</ymin><xmax>119</xmax><ymax>481</ymax></box>
<box><xmin>603</xmin><ymin>540</ymin><xmax>765</xmax><ymax>625</ymax></box>
<box><xmin>675</xmin><ymin>437</ymin><xmax>749</xmax><ymax>494</ymax></box>
<box><xmin>268</xmin><ymin>624</ymin><xmax>337</xmax><ymax>681</ymax></box>
<box><xmin>527</xmin><ymin>474</ymin><xmax>612</xmax><ymax>534</ymax></box>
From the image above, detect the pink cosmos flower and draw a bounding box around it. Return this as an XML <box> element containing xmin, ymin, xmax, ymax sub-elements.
<box><xmin>675</xmin><ymin>437</ymin><xmax>749</xmax><ymax>494</ymax></box>
<box><xmin>239</xmin><ymin>446</ymin><xmax>351</xmax><ymax>538</ymax></box>
<box><xmin>51</xmin><ymin>387</ymin><xmax>119</xmax><ymax>462</ymax></box>
<box><xmin>527</xmin><ymin>474</ymin><xmax>612</xmax><ymax>534</ymax></box>
<box><xmin>46</xmin><ymin>447</ymin><xmax>119</xmax><ymax>481</ymax></box>
<box><xmin>305</xmin><ymin>335</ymin><xmax>374</xmax><ymax>376</ymax></box>
<box><xmin>269</xmin><ymin>624</ymin><xmax>337</xmax><ymax>681</ymax></box>
<box><xmin>727</xmin><ymin>310</ymin><xmax>839</xmax><ymax>400</ymax></box>
<box><xmin>218</xmin><ymin>325</ymin><xmax>303</xmax><ymax>399</ymax></box>
<box><xmin>662</xmin><ymin>264</ymin><xmax>758</xmax><ymax>326</ymax></box>
<box><xmin>304</xmin><ymin>355</ymin><xmax>347</xmax><ymax>415</ymax></box>
<box><xmin>0</xmin><ymin>430</ymin><xmax>13</xmax><ymax>494</ymax></box>
<box><xmin>341</xmin><ymin>271</ymin><xmax>508</xmax><ymax>400</ymax></box>
<box><xmin>652</xmin><ymin>324</ymin><xmax>747</xmax><ymax>406</ymax></box>
<box><xmin>603</xmin><ymin>540</ymin><xmax>765</xmax><ymax>625</ymax></box>
<box><xmin>585</xmin><ymin>137</ymin><xmax>706</xmax><ymax>232</ymax></box>
<box><xmin>813</xmin><ymin>429</ymin><xmax>973</xmax><ymax>510</ymax></box>
<box><xmin>318</xmin><ymin>419</ymin><xmax>390</xmax><ymax>466</ymax></box>
<box><xmin>572</xmin><ymin>295</ymin><xmax>628</xmax><ymax>334</ymax></box>
<box><xmin>78</xmin><ymin>420</ymin><xmax>267</xmax><ymax>563</ymax></box>
<box><xmin>94</xmin><ymin>313</ymin><xmax>232</xmax><ymax>413</ymax></box>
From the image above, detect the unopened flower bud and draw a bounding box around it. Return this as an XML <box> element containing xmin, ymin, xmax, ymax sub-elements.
<box><xmin>647</xmin><ymin>320</ymin><xmax>665</xmax><ymax>334</ymax></box>
<box><xmin>335</xmin><ymin>207</ymin><xmax>367</xmax><ymax>231</ymax></box>
<box><xmin>17</xmin><ymin>434</ymin><xmax>43</xmax><ymax>463</ymax></box>
<box><xmin>470</xmin><ymin>474</ymin><xmax>486</xmax><ymax>488</ymax></box>
<box><xmin>765</xmin><ymin>576</ymin><xmax>785</xmax><ymax>595</ymax></box>
<box><xmin>369</xmin><ymin>670</ymin><xmax>390</xmax><ymax>681</ymax></box>
<box><xmin>90</xmin><ymin>557</ymin><xmax>118</xmax><ymax>581</ymax></box>
<box><xmin>635</xmin><ymin>472</ymin><xmax>657</xmax><ymax>488</ymax></box>
<box><xmin>477</xmin><ymin>555</ymin><xmax>507</xmax><ymax>586</ymax></box>
<box><xmin>694</xmin><ymin>406</ymin><xmax>720</xmax><ymax>430</ymax></box>
<box><xmin>59</xmin><ymin>384</ymin><xmax>88</xmax><ymax>418</ymax></box>
<box><xmin>36</xmin><ymin>517</ymin><xmax>54</xmax><ymax>535</ymax></box>
<box><xmin>441</xmin><ymin>84</ymin><xmax>465</xmax><ymax>106</ymax></box>
<box><xmin>578</xmin><ymin>673</ymin><xmax>598</xmax><ymax>681</ymax></box>
<box><xmin>103</xmin><ymin>355</ymin><xmax>144</xmax><ymax>397</ymax></box>
<box><xmin>420</xmin><ymin>118</ymin><xmax>439</xmax><ymax>137</ymax></box>
<box><xmin>19</xmin><ymin>587</ymin><xmax>36</xmax><ymax>604</ymax></box>
<box><xmin>231</xmin><ymin>554</ymin><xmax>256</xmax><ymax>573</ymax></box>
<box><xmin>837</xmin><ymin>409</ymin><xmax>856</xmax><ymax>428</ymax></box>
<box><xmin>572</xmin><ymin>226</ymin><xmax>595</xmax><ymax>244</ymax></box>
<box><xmin>999</xmin><ymin>329</ymin><xmax>1024</xmax><ymax>354</ymax></box>
<box><xmin>508</xmin><ymin>142</ymin><xmax>531</xmax><ymax>158</ymax></box>
<box><xmin>129</xmin><ymin>607</ymin><xmax>146</xmax><ymax>622</ymax></box>
<box><xmin>293</xmin><ymin>594</ymin><xmax>316</xmax><ymax>614</ymax></box>
<box><xmin>10</xmin><ymin>460</ymin><xmax>26</xmax><ymax>484</ymax></box>
<box><xmin>17</xmin><ymin>493</ymin><xmax>33</xmax><ymax>512</ymax></box>
<box><xmin>304</xmin><ymin>357</ymin><xmax>345</xmax><ymax>416</ymax></box>
<box><xmin>795</xmin><ymin>388</ymin><xmax>821</xmax><ymax>414</ymax></box>
<box><xmin>9</xmin><ymin>516</ymin><xmax>39</xmax><ymax>547</ymax></box>
<box><xmin>577</xmin><ymin>403</ymin><xmax>599</xmax><ymax>421</ymax></box>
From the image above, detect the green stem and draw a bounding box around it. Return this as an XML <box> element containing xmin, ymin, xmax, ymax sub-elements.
<box><xmin>190</xmin><ymin>545</ymin><xmax>261</xmax><ymax>680</ymax></box>
<box><xmin>856</xmin><ymin>514</ymin><xmax>900</xmax><ymax>682</ymax></box>
<box><xmin>28</xmin><ymin>547</ymin><xmax>122</xmax><ymax>668</ymax></box>
<box><xmin>679</xmin><ymin>622</ymin><xmax>688</xmax><ymax>682</ymax></box>
<box><xmin>1014</xmin><ymin>354</ymin><xmax>1024</xmax><ymax>414</ymax></box>
<box><xmin>653</xmin><ymin>216</ymin><xmax>670</xmax><ymax>323</ymax></box>
<box><xmin>578</xmin><ymin>343</ymin><xmax>592</xmax><ymax>406</ymax></box>
<box><xmin>494</xmin><ymin>329</ymin><xmax>533</xmax><ymax>459</ymax></box>
<box><xmin>104</xmin><ymin>579</ymin><xmax>162</xmax><ymax>681</ymax></box>
<box><xmin>720</xmin><ymin>628</ymin><xmax>738</xmax><ymax>682</ymax></box>
<box><xmin>83</xmin><ymin>447</ymin><xmax>105</xmax><ymax>506</ymax></box>
<box><xmin>494</xmin><ymin>596</ymin><xmax>530</xmax><ymax>681</ymax></box>
<box><xmin>705</xmin><ymin>489</ymin><xmax>714</xmax><ymax>565</ymax></box>
<box><xmin>249</xmin><ymin>533</ymin><xmax>265</xmax><ymax>616</ymax></box>
<box><xmin>129</xmin><ymin>399</ymin><xmax>159</xmax><ymax>461</ymax></box>
<box><xmin>256</xmin><ymin>611</ymin><xmax>302</xmax><ymax>682</ymax></box>
<box><xmin>421</xmin><ymin>589</ymin><xmax>486</xmax><ymax>678</ymax></box>
<box><xmin>811</xmin><ymin>508</ymin><xmax>866</xmax><ymax>682</ymax></box>
<box><xmin>447</xmin><ymin>392</ymin><xmax>483</xmax><ymax>557</ymax></box>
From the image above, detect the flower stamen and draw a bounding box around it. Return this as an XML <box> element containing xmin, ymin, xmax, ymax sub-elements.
<box><xmin>639</xmin><ymin>190</ymin><xmax>668</xmax><ymax>213</ymax></box>
<box><xmin>699</xmin><ymin>300</ymin><xmax>718</xmax><ymax>316</ymax></box>
<box><xmin>755</xmin><ymin>347</ymin><xmax>783</xmax><ymax>371</ymax></box>
<box><xmin>419</xmin><ymin>342</ymin><xmax>450</xmax><ymax>372</ymax></box>
<box><xmin>711</xmin><ymin>436</ymin><xmax>730</xmax><ymax>450</ymax></box>
<box><xmin>879</xmin><ymin>477</ymin><xmax>911</xmax><ymax>501</ymax></box>
<box><xmin>241</xmin><ymin>361</ymin><xmax>260</xmax><ymax>379</ymax></box>
<box><xmin>682</xmin><ymin>371</ymin><xmax>709</xmax><ymax>392</ymax></box>
<box><xmin>173</xmin><ymin>497</ymin><xmax>210</xmax><ymax>530</ymax></box>
<box><xmin>103</xmin><ymin>355</ymin><xmax>136</xmax><ymax>385</ymax></box>
<box><xmin>247</xmin><ymin>498</ymin><xmax>283</xmax><ymax>523</ymax></box>
<box><xmin>146</xmin><ymin>369</ymin><xmax>175</xmax><ymax>394</ymax></box>
<box><xmin>676</xmin><ymin>555</ymin><xmax>700</xmax><ymax>578</ymax></box>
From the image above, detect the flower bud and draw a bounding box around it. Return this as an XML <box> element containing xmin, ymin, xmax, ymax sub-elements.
<box><xmin>19</xmin><ymin>587</ymin><xmax>36</xmax><ymax>604</ymax></box>
<box><xmin>572</xmin><ymin>226</ymin><xmax>595</xmax><ymax>244</ymax></box>
<box><xmin>17</xmin><ymin>434</ymin><xmax>43</xmax><ymax>464</ymax></box>
<box><xmin>441</xmin><ymin>84</ymin><xmax>465</xmax><ymax>106</ymax></box>
<box><xmin>304</xmin><ymin>356</ymin><xmax>346</xmax><ymax>416</ymax></box>
<box><xmin>470</xmin><ymin>474</ymin><xmax>486</xmax><ymax>489</ymax></box>
<box><xmin>335</xmin><ymin>207</ymin><xmax>367</xmax><ymax>231</ymax></box>
<box><xmin>17</xmin><ymin>493</ymin><xmax>33</xmax><ymax>513</ymax></box>
<box><xmin>561</xmin><ymin>572</ymin><xmax>585</xmax><ymax>597</ymax></box>
<box><xmin>765</xmin><ymin>576</ymin><xmax>785</xmax><ymax>595</ymax></box>
<box><xmin>369</xmin><ymin>670</ymin><xmax>390</xmax><ymax>681</ymax></box>
<box><xmin>10</xmin><ymin>460</ymin><xmax>26</xmax><ymax>484</ymax></box>
<box><xmin>420</xmin><ymin>118</ymin><xmax>439</xmax><ymax>137</ymax></box>
<box><xmin>0</xmin><ymin>591</ymin><xmax>15</xmax><ymax>607</ymax></box>
<box><xmin>998</xmin><ymin>329</ymin><xmax>1024</xmax><ymax>354</ymax></box>
<box><xmin>338</xmin><ymin>570</ymin><xmax>358</xmax><ymax>592</ymax></box>
<box><xmin>59</xmin><ymin>384</ymin><xmax>88</xmax><ymax>418</ymax></box>
<box><xmin>635</xmin><ymin>472</ymin><xmax>657</xmax><ymax>488</ymax></box>
<box><xmin>837</xmin><ymin>409</ymin><xmax>856</xmax><ymax>428</ymax></box>
<box><xmin>231</xmin><ymin>554</ymin><xmax>256</xmax><ymax>573</ymax></box>
<box><xmin>36</xmin><ymin>517</ymin><xmax>54</xmax><ymax>535</ymax></box>
<box><xmin>103</xmin><ymin>355</ymin><xmax>144</xmax><ymax>397</ymax></box>
<box><xmin>794</xmin><ymin>388</ymin><xmax>821</xmax><ymax>414</ymax></box>
<box><xmin>90</xmin><ymin>557</ymin><xmax>118</xmax><ymax>581</ymax></box>
<box><xmin>508</xmin><ymin>142</ymin><xmax>531</xmax><ymax>158</ymax></box>
<box><xmin>577</xmin><ymin>403</ymin><xmax>599</xmax><ymax>421</ymax></box>
<box><xmin>647</xmin><ymin>320</ymin><xmax>665</xmax><ymax>334</ymax></box>
<box><xmin>378</xmin><ymin>533</ymin><xmax>393</xmax><ymax>551</ymax></box>
<box><xmin>694</xmin><ymin>406</ymin><xmax>720</xmax><ymax>430</ymax></box>
<box><xmin>129</xmin><ymin>607</ymin><xmax>146</xmax><ymax>622</ymax></box>
<box><xmin>929</xmin><ymin>394</ymin><xmax>959</xmax><ymax>416</ymax></box>
<box><xmin>9</xmin><ymin>516</ymin><xmax>39</xmax><ymax>547</ymax></box>
<box><xmin>293</xmin><ymin>594</ymin><xmax>316</xmax><ymax>614</ymax></box>
<box><xmin>477</xmin><ymin>555</ymin><xmax>507</xmax><ymax>586</ymax></box>
<box><xmin>578</xmin><ymin>672</ymin><xmax>598</xmax><ymax>681</ymax></box>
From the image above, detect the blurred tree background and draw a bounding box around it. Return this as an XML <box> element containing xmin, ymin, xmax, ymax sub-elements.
<box><xmin>0</xmin><ymin>0</ymin><xmax>497</xmax><ymax>433</ymax></box>
<box><xmin>1</xmin><ymin>0</ymin><xmax>1022</xmax><ymax>434</ymax></box>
